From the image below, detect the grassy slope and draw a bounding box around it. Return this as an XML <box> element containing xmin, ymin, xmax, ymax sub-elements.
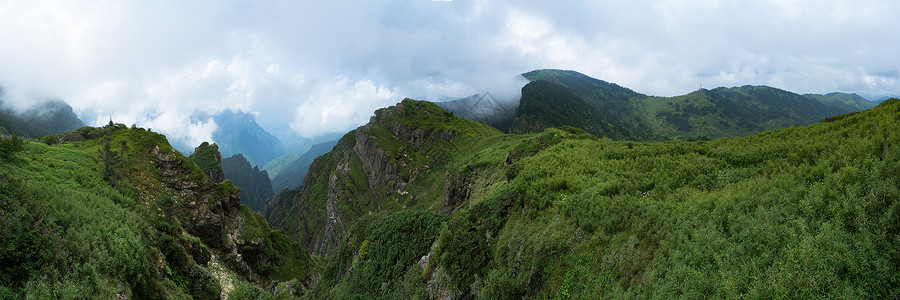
<box><xmin>0</xmin><ymin>125</ymin><xmax>310</xmax><ymax>299</ymax></box>
<box><xmin>306</xmin><ymin>99</ymin><xmax>900</xmax><ymax>298</ymax></box>
<box><xmin>265</xmin><ymin>99</ymin><xmax>507</xmax><ymax>254</ymax></box>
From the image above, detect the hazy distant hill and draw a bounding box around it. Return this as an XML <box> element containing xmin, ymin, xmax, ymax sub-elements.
<box><xmin>264</xmin><ymin>139</ymin><xmax>339</xmax><ymax>191</ymax></box>
<box><xmin>206</xmin><ymin>109</ymin><xmax>287</xmax><ymax>167</ymax></box>
<box><xmin>804</xmin><ymin>92</ymin><xmax>877</xmax><ymax>112</ymax></box>
<box><xmin>0</xmin><ymin>96</ymin><xmax>85</xmax><ymax>137</ymax></box>
<box><xmin>434</xmin><ymin>92</ymin><xmax>517</xmax><ymax>132</ymax></box>
<box><xmin>513</xmin><ymin>69</ymin><xmax>850</xmax><ymax>141</ymax></box>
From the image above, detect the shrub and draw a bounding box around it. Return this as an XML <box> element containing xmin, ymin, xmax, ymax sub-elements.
<box><xmin>0</xmin><ymin>134</ymin><xmax>24</xmax><ymax>159</ymax></box>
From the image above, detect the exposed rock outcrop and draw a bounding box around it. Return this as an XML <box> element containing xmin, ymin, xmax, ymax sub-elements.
<box><xmin>151</xmin><ymin>144</ymin><xmax>280</xmax><ymax>285</ymax></box>
<box><xmin>266</xmin><ymin>99</ymin><xmax>479</xmax><ymax>256</ymax></box>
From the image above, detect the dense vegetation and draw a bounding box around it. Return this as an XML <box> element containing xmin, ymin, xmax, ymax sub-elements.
<box><xmin>804</xmin><ymin>92</ymin><xmax>877</xmax><ymax>112</ymax></box>
<box><xmin>190</xmin><ymin>142</ymin><xmax>225</xmax><ymax>182</ymax></box>
<box><xmin>265</xmin><ymin>98</ymin><xmax>899</xmax><ymax>298</ymax></box>
<box><xmin>2</xmin><ymin>77</ymin><xmax>895</xmax><ymax>298</ymax></box>
<box><xmin>0</xmin><ymin>124</ymin><xmax>311</xmax><ymax>299</ymax></box>
<box><xmin>513</xmin><ymin>69</ymin><xmax>863</xmax><ymax>141</ymax></box>
<box><xmin>222</xmin><ymin>153</ymin><xmax>275</xmax><ymax>212</ymax></box>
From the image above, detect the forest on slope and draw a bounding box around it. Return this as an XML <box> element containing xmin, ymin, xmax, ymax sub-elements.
<box><xmin>268</xmin><ymin>98</ymin><xmax>899</xmax><ymax>299</ymax></box>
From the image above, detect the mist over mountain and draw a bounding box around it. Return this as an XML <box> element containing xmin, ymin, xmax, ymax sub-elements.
<box><xmin>0</xmin><ymin>89</ymin><xmax>85</xmax><ymax>137</ymax></box>
<box><xmin>187</xmin><ymin>109</ymin><xmax>288</xmax><ymax>167</ymax></box>
<box><xmin>435</xmin><ymin>92</ymin><xmax>518</xmax><ymax>132</ymax></box>
<box><xmin>264</xmin><ymin>139</ymin><xmax>340</xmax><ymax>191</ymax></box>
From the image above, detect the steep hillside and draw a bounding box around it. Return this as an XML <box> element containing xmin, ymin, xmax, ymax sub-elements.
<box><xmin>222</xmin><ymin>153</ymin><xmax>274</xmax><ymax>213</ymax></box>
<box><xmin>514</xmin><ymin>69</ymin><xmax>850</xmax><ymax>141</ymax></box>
<box><xmin>189</xmin><ymin>142</ymin><xmax>225</xmax><ymax>183</ymax></box>
<box><xmin>0</xmin><ymin>124</ymin><xmax>312</xmax><ymax>298</ymax></box>
<box><xmin>513</xmin><ymin>80</ymin><xmax>624</xmax><ymax>138</ymax></box>
<box><xmin>267</xmin><ymin>97</ymin><xmax>900</xmax><ymax>298</ymax></box>
<box><xmin>264</xmin><ymin>99</ymin><xmax>505</xmax><ymax>256</ymax></box>
<box><xmin>265</xmin><ymin>139</ymin><xmax>339</xmax><ymax>191</ymax></box>
<box><xmin>520</xmin><ymin>69</ymin><xmax>652</xmax><ymax>139</ymax></box>
<box><xmin>0</xmin><ymin>98</ymin><xmax>85</xmax><ymax>137</ymax></box>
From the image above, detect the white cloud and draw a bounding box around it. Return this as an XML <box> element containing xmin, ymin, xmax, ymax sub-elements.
<box><xmin>290</xmin><ymin>77</ymin><xmax>402</xmax><ymax>138</ymax></box>
<box><xmin>0</xmin><ymin>0</ymin><xmax>898</xmax><ymax>147</ymax></box>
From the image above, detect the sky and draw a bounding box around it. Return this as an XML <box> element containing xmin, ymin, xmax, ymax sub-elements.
<box><xmin>1</xmin><ymin>0</ymin><xmax>898</xmax><ymax>149</ymax></box>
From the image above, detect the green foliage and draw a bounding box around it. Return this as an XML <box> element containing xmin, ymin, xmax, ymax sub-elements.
<box><xmin>189</xmin><ymin>141</ymin><xmax>224</xmax><ymax>180</ymax></box>
<box><xmin>312</xmin><ymin>210</ymin><xmax>448</xmax><ymax>299</ymax></box>
<box><xmin>0</xmin><ymin>125</ymin><xmax>309</xmax><ymax>299</ymax></box>
<box><xmin>515</xmin><ymin>69</ymin><xmax>853</xmax><ymax>142</ymax></box>
<box><xmin>294</xmin><ymin>98</ymin><xmax>900</xmax><ymax>298</ymax></box>
<box><xmin>0</xmin><ymin>134</ymin><xmax>24</xmax><ymax>159</ymax></box>
<box><xmin>0</xmin><ymin>99</ymin><xmax>85</xmax><ymax>138</ymax></box>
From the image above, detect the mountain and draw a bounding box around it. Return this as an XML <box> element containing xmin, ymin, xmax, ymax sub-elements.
<box><xmin>264</xmin><ymin>99</ymin><xmax>502</xmax><ymax>255</ymax></box>
<box><xmin>434</xmin><ymin>92</ymin><xmax>517</xmax><ymax>132</ymax></box>
<box><xmin>221</xmin><ymin>154</ymin><xmax>274</xmax><ymax>213</ymax></box>
<box><xmin>189</xmin><ymin>142</ymin><xmax>225</xmax><ymax>183</ymax></box>
<box><xmin>0</xmin><ymin>123</ymin><xmax>312</xmax><ymax>298</ymax></box>
<box><xmin>804</xmin><ymin>92</ymin><xmax>877</xmax><ymax>112</ymax></box>
<box><xmin>264</xmin><ymin>97</ymin><xmax>900</xmax><ymax>298</ymax></box>
<box><xmin>513</xmin><ymin>69</ymin><xmax>850</xmax><ymax>141</ymax></box>
<box><xmin>204</xmin><ymin>109</ymin><xmax>287</xmax><ymax>167</ymax></box>
<box><xmin>0</xmin><ymin>97</ymin><xmax>85</xmax><ymax>137</ymax></box>
<box><xmin>264</xmin><ymin>139</ymin><xmax>340</xmax><ymax>191</ymax></box>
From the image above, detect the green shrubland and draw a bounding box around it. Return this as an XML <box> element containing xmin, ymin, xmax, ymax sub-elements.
<box><xmin>305</xmin><ymin>99</ymin><xmax>900</xmax><ymax>298</ymax></box>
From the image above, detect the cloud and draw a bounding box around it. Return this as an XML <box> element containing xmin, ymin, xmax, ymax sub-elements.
<box><xmin>289</xmin><ymin>77</ymin><xmax>401</xmax><ymax>138</ymax></box>
<box><xmin>0</xmin><ymin>0</ymin><xmax>898</xmax><ymax>146</ymax></box>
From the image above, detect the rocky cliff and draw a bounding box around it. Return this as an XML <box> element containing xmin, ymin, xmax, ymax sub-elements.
<box><xmin>265</xmin><ymin>99</ymin><xmax>501</xmax><ymax>255</ymax></box>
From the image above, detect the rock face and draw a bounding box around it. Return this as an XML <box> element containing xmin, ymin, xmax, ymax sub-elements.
<box><xmin>153</xmin><ymin>145</ymin><xmax>258</xmax><ymax>280</ymax></box>
<box><xmin>151</xmin><ymin>143</ymin><xmax>307</xmax><ymax>287</ymax></box>
<box><xmin>266</xmin><ymin>99</ymin><xmax>485</xmax><ymax>256</ymax></box>
<box><xmin>222</xmin><ymin>153</ymin><xmax>274</xmax><ymax>212</ymax></box>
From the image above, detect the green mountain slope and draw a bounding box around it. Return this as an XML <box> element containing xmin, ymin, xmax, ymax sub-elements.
<box><xmin>0</xmin><ymin>124</ymin><xmax>311</xmax><ymax>299</ymax></box>
<box><xmin>267</xmin><ymin>97</ymin><xmax>900</xmax><ymax>298</ymax></box>
<box><xmin>264</xmin><ymin>99</ymin><xmax>505</xmax><ymax>256</ymax></box>
<box><xmin>0</xmin><ymin>98</ymin><xmax>85</xmax><ymax>137</ymax></box>
<box><xmin>520</xmin><ymin>69</ymin><xmax>652</xmax><ymax>139</ymax></box>
<box><xmin>514</xmin><ymin>70</ymin><xmax>850</xmax><ymax>141</ymax></box>
<box><xmin>189</xmin><ymin>142</ymin><xmax>225</xmax><ymax>182</ymax></box>
<box><xmin>804</xmin><ymin>92</ymin><xmax>877</xmax><ymax>112</ymax></box>
<box><xmin>222</xmin><ymin>153</ymin><xmax>274</xmax><ymax>213</ymax></box>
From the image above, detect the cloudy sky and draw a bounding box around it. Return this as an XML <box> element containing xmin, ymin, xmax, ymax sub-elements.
<box><xmin>1</xmin><ymin>0</ymin><xmax>898</xmax><ymax>148</ymax></box>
